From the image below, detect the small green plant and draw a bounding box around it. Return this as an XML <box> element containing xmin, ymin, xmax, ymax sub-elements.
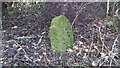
<box><xmin>49</xmin><ymin>15</ymin><xmax>74</xmax><ymax>54</ymax></box>
<box><xmin>104</xmin><ymin>21</ymin><xmax>113</xmax><ymax>27</ymax></box>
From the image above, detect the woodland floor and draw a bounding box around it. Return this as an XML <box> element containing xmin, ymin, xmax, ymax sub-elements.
<box><xmin>2</xmin><ymin>2</ymin><xmax>120</xmax><ymax>66</ymax></box>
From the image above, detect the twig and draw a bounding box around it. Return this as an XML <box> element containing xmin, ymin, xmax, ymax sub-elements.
<box><xmin>107</xmin><ymin>0</ymin><xmax>110</xmax><ymax>17</ymax></box>
<box><xmin>87</xmin><ymin>28</ymin><xmax>94</xmax><ymax>57</ymax></box>
<box><xmin>87</xmin><ymin>20</ymin><xmax>97</xmax><ymax>58</ymax></box>
<box><xmin>115</xmin><ymin>8</ymin><xmax>120</xmax><ymax>19</ymax></box>
<box><xmin>96</xmin><ymin>57</ymin><xmax>104</xmax><ymax>66</ymax></box>
<box><xmin>43</xmin><ymin>43</ymin><xmax>50</xmax><ymax>66</ymax></box>
<box><xmin>59</xmin><ymin>53</ymin><xmax>63</xmax><ymax>65</ymax></box>
<box><xmin>15</xmin><ymin>36</ymin><xmax>36</xmax><ymax>39</ymax></box>
<box><xmin>111</xmin><ymin>34</ymin><xmax>119</xmax><ymax>52</ymax></box>
<box><xmin>99</xmin><ymin>59</ymin><xmax>106</xmax><ymax>66</ymax></box>
<box><xmin>98</xmin><ymin>27</ymin><xmax>109</xmax><ymax>52</ymax></box>
<box><xmin>12</xmin><ymin>40</ymin><xmax>33</xmax><ymax>63</ymax></box>
<box><xmin>71</xmin><ymin>2</ymin><xmax>93</xmax><ymax>27</ymax></box>
<box><xmin>99</xmin><ymin>27</ymin><xmax>104</xmax><ymax>52</ymax></box>
<box><xmin>109</xmin><ymin>53</ymin><xmax>119</xmax><ymax>66</ymax></box>
<box><xmin>112</xmin><ymin>2</ymin><xmax>116</xmax><ymax>18</ymax></box>
<box><xmin>110</xmin><ymin>56</ymin><xmax>113</xmax><ymax>66</ymax></box>
<box><xmin>98</xmin><ymin>34</ymin><xmax>120</xmax><ymax>66</ymax></box>
<box><xmin>37</xmin><ymin>36</ymin><xmax>43</xmax><ymax>46</ymax></box>
<box><xmin>111</xmin><ymin>34</ymin><xmax>120</xmax><ymax>52</ymax></box>
<box><xmin>111</xmin><ymin>56</ymin><xmax>119</xmax><ymax>66</ymax></box>
<box><xmin>109</xmin><ymin>34</ymin><xmax>120</xmax><ymax>66</ymax></box>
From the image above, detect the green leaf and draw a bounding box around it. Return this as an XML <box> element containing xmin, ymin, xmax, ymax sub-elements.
<box><xmin>49</xmin><ymin>15</ymin><xmax>74</xmax><ymax>54</ymax></box>
<box><xmin>104</xmin><ymin>21</ymin><xmax>113</xmax><ymax>27</ymax></box>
